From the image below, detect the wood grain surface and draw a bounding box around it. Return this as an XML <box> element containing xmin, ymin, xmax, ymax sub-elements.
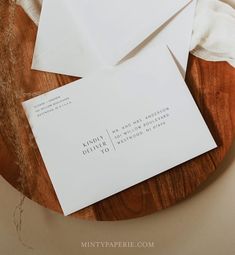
<box><xmin>0</xmin><ymin>3</ymin><xmax>235</xmax><ymax>221</ymax></box>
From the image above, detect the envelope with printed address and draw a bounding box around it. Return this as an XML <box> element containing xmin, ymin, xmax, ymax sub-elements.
<box><xmin>23</xmin><ymin>44</ymin><xmax>217</xmax><ymax>215</ymax></box>
<box><xmin>32</xmin><ymin>0</ymin><xmax>196</xmax><ymax>77</ymax></box>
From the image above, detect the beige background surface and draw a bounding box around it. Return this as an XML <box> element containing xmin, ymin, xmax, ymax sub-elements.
<box><xmin>0</xmin><ymin>142</ymin><xmax>235</xmax><ymax>255</ymax></box>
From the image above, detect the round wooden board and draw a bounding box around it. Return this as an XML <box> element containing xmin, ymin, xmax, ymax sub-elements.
<box><xmin>0</xmin><ymin>4</ymin><xmax>235</xmax><ymax>221</ymax></box>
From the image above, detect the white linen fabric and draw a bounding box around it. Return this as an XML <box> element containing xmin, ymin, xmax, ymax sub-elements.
<box><xmin>17</xmin><ymin>0</ymin><xmax>42</xmax><ymax>25</ymax></box>
<box><xmin>17</xmin><ymin>0</ymin><xmax>235</xmax><ymax>67</ymax></box>
<box><xmin>191</xmin><ymin>0</ymin><xmax>235</xmax><ymax>67</ymax></box>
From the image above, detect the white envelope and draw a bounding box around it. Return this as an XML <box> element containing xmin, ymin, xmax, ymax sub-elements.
<box><xmin>24</xmin><ymin>44</ymin><xmax>217</xmax><ymax>215</ymax></box>
<box><xmin>32</xmin><ymin>0</ymin><xmax>196</xmax><ymax>77</ymax></box>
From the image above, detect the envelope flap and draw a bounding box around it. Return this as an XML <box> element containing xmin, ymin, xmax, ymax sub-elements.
<box><xmin>32</xmin><ymin>0</ymin><xmax>192</xmax><ymax>77</ymax></box>
<box><xmin>66</xmin><ymin>0</ymin><xmax>192</xmax><ymax>65</ymax></box>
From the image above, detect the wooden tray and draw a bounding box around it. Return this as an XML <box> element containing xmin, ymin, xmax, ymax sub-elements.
<box><xmin>0</xmin><ymin>4</ymin><xmax>235</xmax><ymax>221</ymax></box>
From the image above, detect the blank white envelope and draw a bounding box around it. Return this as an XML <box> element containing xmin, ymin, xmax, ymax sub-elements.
<box><xmin>32</xmin><ymin>0</ymin><xmax>196</xmax><ymax>77</ymax></box>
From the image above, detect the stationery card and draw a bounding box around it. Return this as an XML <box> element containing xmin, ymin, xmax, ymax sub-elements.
<box><xmin>23</xmin><ymin>45</ymin><xmax>216</xmax><ymax>215</ymax></box>
<box><xmin>32</xmin><ymin>0</ymin><xmax>194</xmax><ymax>77</ymax></box>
